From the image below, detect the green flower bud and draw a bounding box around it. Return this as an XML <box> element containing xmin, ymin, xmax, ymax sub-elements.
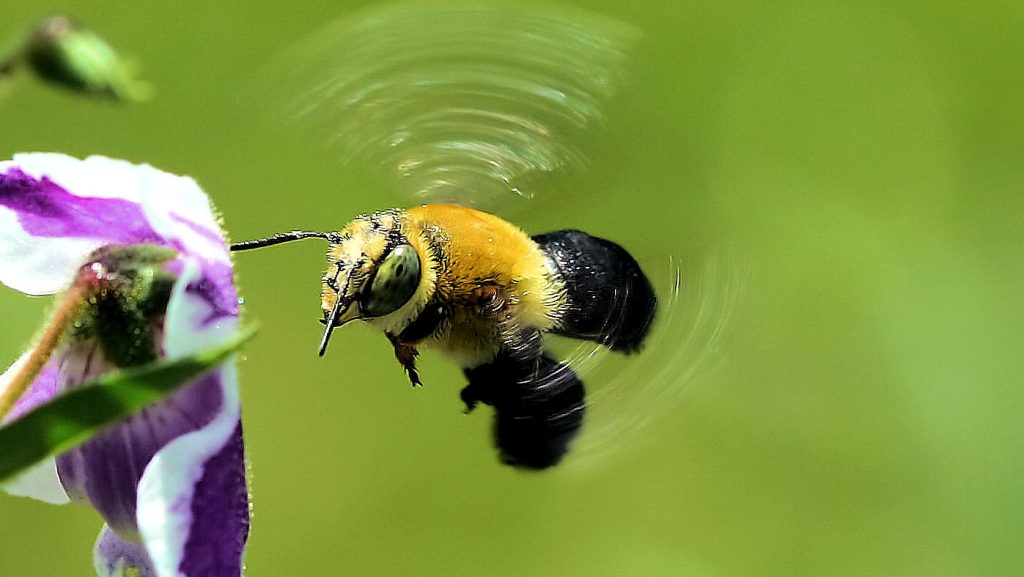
<box><xmin>5</xmin><ymin>15</ymin><xmax>151</xmax><ymax>101</ymax></box>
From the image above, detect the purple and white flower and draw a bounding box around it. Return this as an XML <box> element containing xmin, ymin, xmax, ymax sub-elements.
<box><xmin>0</xmin><ymin>153</ymin><xmax>249</xmax><ymax>577</ymax></box>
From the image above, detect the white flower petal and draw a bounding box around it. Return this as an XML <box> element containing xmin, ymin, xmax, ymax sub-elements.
<box><xmin>3</xmin><ymin>457</ymin><xmax>70</xmax><ymax>505</ymax></box>
<box><xmin>0</xmin><ymin>205</ymin><xmax>107</xmax><ymax>295</ymax></box>
<box><xmin>9</xmin><ymin>153</ymin><xmax>146</xmax><ymax>202</ymax></box>
<box><xmin>162</xmin><ymin>259</ymin><xmax>238</xmax><ymax>360</ymax></box>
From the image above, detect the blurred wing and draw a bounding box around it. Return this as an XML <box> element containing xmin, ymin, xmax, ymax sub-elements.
<box><xmin>560</xmin><ymin>251</ymin><xmax>748</xmax><ymax>468</ymax></box>
<box><xmin>272</xmin><ymin>1</ymin><xmax>638</xmax><ymax>210</ymax></box>
<box><xmin>467</xmin><ymin>249</ymin><xmax>745</xmax><ymax>471</ymax></box>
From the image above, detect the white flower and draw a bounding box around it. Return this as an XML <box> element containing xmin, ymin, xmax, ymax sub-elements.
<box><xmin>0</xmin><ymin>153</ymin><xmax>248</xmax><ymax>577</ymax></box>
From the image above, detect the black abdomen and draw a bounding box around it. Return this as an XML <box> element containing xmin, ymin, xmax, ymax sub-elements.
<box><xmin>533</xmin><ymin>230</ymin><xmax>657</xmax><ymax>352</ymax></box>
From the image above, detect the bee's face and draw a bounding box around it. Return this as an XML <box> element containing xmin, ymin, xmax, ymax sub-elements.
<box><xmin>320</xmin><ymin>214</ymin><xmax>424</xmax><ymax>331</ymax></box>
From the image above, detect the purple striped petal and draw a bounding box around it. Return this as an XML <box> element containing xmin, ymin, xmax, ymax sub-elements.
<box><xmin>52</xmin><ymin>254</ymin><xmax>248</xmax><ymax>576</ymax></box>
<box><xmin>138</xmin><ymin>415</ymin><xmax>249</xmax><ymax>577</ymax></box>
<box><xmin>0</xmin><ymin>153</ymin><xmax>229</xmax><ymax>296</ymax></box>
<box><xmin>0</xmin><ymin>167</ymin><xmax>161</xmax><ymax>241</ymax></box>
<box><xmin>179</xmin><ymin>424</ymin><xmax>248</xmax><ymax>577</ymax></box>
<box><xmin>137</xmin><ymin>263</ymin><xmax>248</xmax><ymax>577</ymax></box>
<box><xmin>55</xmin><ymin>340</ymin><xmax>224</xmax><ymax>537</ymax></box>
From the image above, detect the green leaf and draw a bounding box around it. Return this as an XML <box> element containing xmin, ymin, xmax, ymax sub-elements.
<box><xmin>0</xmin><ymin>326</ymin><xmax>256</xmax><ymax>484</ymax></box>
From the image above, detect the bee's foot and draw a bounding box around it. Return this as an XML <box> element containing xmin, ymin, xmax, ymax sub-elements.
<box><xmin>459</xmin><ymin>381</ymin><xmax>492</xmax><ymax>413</ymax></box>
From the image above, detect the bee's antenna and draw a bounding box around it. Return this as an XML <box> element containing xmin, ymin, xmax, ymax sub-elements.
<box><xmin>230</xmin><ymin>231</ymin><xmax>341</xmax><ymax>252</ymax></box>
<box><xmin>318</xmin><ymin>296</ymin><xmax>346</xmax><ymax>357</ymax></box>
<box><xmin>318</xmin><ymin>273</ymin><xmax>353</xmax><ymax>357</ymax></box>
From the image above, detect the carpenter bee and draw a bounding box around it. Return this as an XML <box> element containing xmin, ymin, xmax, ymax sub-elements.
<box><xmin>232</xmin><ymin>204</ymin><xmax>656</xmax><ymax>468</ymax></box>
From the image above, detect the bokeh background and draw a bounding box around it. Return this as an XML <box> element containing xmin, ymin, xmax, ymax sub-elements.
<box><xmin>2</xmin><ymin>1</ymin><xmax>1022</xmax><ymax>576</ymax></box>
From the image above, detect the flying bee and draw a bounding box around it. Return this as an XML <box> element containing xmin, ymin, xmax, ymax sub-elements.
<box><xmin>232</xmin><ymin>204</ymin><xmax>656</xmax><ymax>468</ymax></box>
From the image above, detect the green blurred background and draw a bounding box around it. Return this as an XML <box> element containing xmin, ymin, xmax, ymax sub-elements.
<box><xmin>1</xmin><ymin>1</ymin><xmax>1022</xmax><ymax>576</ymax></box>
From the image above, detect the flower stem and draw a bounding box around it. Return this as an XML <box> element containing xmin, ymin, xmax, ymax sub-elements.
<box><xmin>0</xmin><ymin>281</ymin><xmax>89</xmax><ymax>421</ymax></box>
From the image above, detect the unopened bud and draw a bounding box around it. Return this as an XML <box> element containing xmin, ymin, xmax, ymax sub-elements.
<box><xmin>6</xmin><ymin>15</ymin><xmax>151</xmax><ymax>101</ymax></box>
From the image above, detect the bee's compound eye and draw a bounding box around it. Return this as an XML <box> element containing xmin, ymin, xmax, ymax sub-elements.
<box><xmin>363</xmin><ymin>244</ymin><xmax>421</xmax><ymax>317</ymax></box>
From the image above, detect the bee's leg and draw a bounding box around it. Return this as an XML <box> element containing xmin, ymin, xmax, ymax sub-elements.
<box><xmin>459</xmin><ymin>378</ymin><xmax>490</xmax><ymax>413</ymax></box>
<box><xmin>462</xmin><ymin>352</ymin><xmax>585</xmax><ymax>469</ymax></box>
<box><xmin>388</xmin><ymin>300</ymin><xmax>447</xmax><ymax>387</ymax></box>
<box><xmin>532</xmin><ymin>230</ymin><xmax>657</xmax><ymax>353</ymax></box>
<box><xmin>386</xmin><ymin>332</ymin><xmax>422</xmax><ymax>387</ymax></box>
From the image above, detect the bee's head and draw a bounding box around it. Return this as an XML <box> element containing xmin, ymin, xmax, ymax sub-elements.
<box><xmin>229</xmin><ymin>208</ymin><xmax>433</xmax><ymax>356</ymax></box>
<box><xmin>318</xmin><ymin>211</ymin><xmax>429</xmax><ymax>355</ymax></box>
